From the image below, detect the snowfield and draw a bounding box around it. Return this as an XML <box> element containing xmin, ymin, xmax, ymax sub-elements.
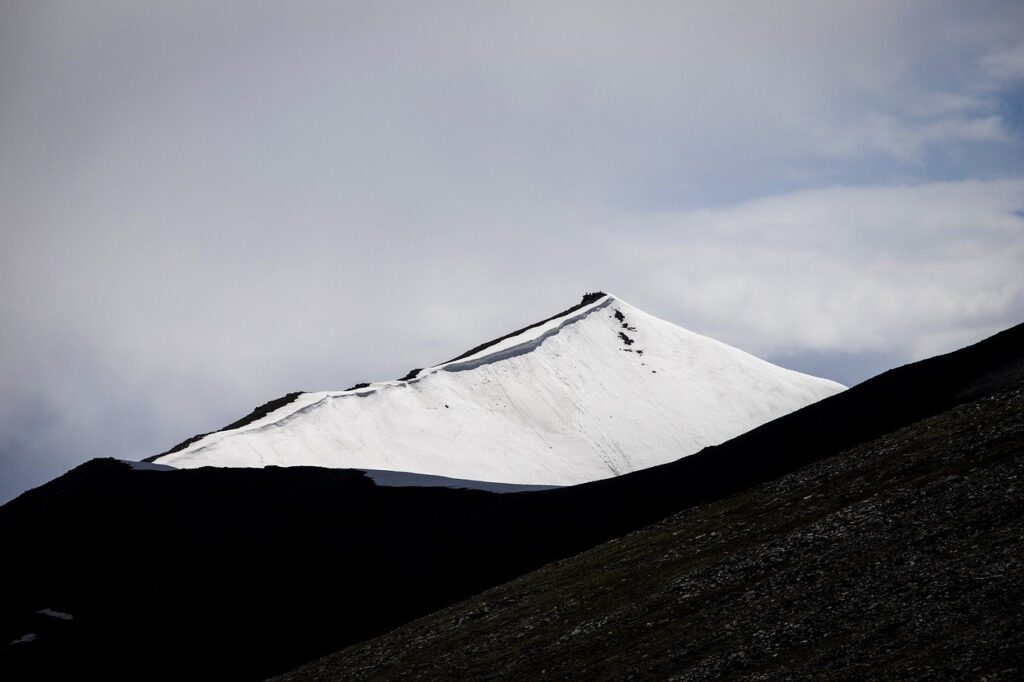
<box><xmin>152</xmin><ymin>294</ymin><xmax>844</xmax><ymax>485</ymax></box>
<box><xmin>359</xmin><ymin>469</ymin><xmax>558</xmax><ymax>493</ymax></box>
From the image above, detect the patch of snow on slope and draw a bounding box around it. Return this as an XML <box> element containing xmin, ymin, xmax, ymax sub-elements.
<box><xmin>361</xmin><ymin>469</ymin><xmax>558</xmax><ymax>493</ymax></box>
<box><xmin>122</xmin><ymin>460</ymin><xmax>176</xmax><ymax>472</ymax></box>
<box><xmin>37</xmin><ymin>608</ymin><xmax>74</xmax><ymax>621</ymax></box>
<box><xmin>152</xmin><ymin>294</ymin><xmax>844</xmax><ymax>485</ymax></box>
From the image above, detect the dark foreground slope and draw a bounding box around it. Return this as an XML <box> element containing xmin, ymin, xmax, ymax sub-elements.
<box><xmin>277</xmin><ymin>385</ymin><xmax>1024</xmax><ymax>680</ymax></box>
<box><xmin>1</xmin><ymin>322</ymin><xmax>1022</xmax><ymax>681</ymax></box>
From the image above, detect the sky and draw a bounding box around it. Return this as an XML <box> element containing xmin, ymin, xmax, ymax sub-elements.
<box><xmin>2</xmin><ymin>1</ymin><xmax>1023</xmax><ymax>503</ymax></box>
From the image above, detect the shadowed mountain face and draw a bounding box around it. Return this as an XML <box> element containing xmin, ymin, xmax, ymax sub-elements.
<box><xmin>274</xmin><ymin>381</ymin><xmax>1024</xmax><ymax>680</ymax></box>
<box><xmin>0</xmin><ymin>321</ymin><xmax>1021</xmax><ymax>681</ymax></box>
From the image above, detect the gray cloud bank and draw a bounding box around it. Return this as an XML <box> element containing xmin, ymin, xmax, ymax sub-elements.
<box><xmin>2</xmin><ymin>1</ymin><xmax>1023</xmax><ymax>502</ymax></box>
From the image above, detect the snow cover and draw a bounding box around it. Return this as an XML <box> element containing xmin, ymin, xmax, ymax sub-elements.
<box><xmin>360</xmin><ymin>469</ymin><xmax>557</xmax><ymax>493</ymax></box>
<box><xmin>37</xmin><ymin>608</ymin><xmax>74</xmax><ymax>621</ymax></box>
<box><xmin>122</xmin><ymin>460</ymin><xmax>176</xmax><ymax>472</ymax></box>
<box><xmin>152</xmin><ymin>294</ymin><xmax>844</xmax><ymax>486</ymax></box>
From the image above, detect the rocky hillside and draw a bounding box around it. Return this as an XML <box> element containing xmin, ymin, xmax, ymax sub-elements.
<box><xmin>275</xmin><ymin>386</ymin><xmax>1024</xmax><ymax>680</ymax></box>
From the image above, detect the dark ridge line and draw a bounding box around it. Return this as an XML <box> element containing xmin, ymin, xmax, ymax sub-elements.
<box><xmin>345</xmin><ymin>382</ymin><xmax>372</xmax><ymax>391</ymax></box>
<box><xmin>147</xmin><ymin>292</ymin><xmax>607</xmax><ymax>462</ymax></box>
<box><xmin>144</xmin><ymin>392</ymin><xmax>304</xmax><ymax>462</ymax></box>
<box><xmin>398</xmin><ymin>368</ymin><xmax>422</xmax><ymax>381</ymax></box>
<box><xmin>442</xmin><ymin>291</ymin><xmax>608</xmax><ymax>365</ymax></box>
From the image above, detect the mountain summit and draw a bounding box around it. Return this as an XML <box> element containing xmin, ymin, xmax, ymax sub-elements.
<box><xmin>151</xmin><ymin>293</ymin><xmax>843</xmax><ymax>484</ymax></box>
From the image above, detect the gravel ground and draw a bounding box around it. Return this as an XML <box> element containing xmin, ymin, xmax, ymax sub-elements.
<box><xmin>276</xmin><ymin>388</ymin><xmax>1024</xmax><ymax>681</ymax></box>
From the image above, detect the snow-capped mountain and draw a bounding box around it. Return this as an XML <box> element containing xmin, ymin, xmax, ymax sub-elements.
<box><xmin>151</xmin><ymin>293</ymin><xmax>844</xmax><ymax>484</ymax></box>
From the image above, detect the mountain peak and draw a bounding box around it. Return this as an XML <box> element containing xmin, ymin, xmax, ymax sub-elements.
<box><xmin>152</xmin><ymin>294</ymin><xmax>843</xmax><ymax>484</ymax></box>
<box><xmin>441</xmin><ymin>291</ymin><xmax>609</xmax><ymax>365</ymax></box>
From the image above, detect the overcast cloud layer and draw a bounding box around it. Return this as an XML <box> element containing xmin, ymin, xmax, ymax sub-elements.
<box><xmin>2</xmin><ymin>1</ymin><xmax>1023</xmax><ymax>502</ymax></box>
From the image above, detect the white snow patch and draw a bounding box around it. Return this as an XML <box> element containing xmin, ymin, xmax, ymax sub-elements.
<box><xmin>10</xmin><ymin>633</ymin><xmax>37</xmax><ymax>645</ymax></box>
<box><xmin>153</xmin><ymin>294</ymin><xmax>845</xmax><ymax>485</ymax></box>
<box><xmin>360</xmin><ymin>469</ymin><xmax>558</xmax><ymax>493</ymax></box>
<box><xmin>37</xmin><ymin>608</ymin><xmax>74</xmax><ymax>621</ymax></box>
<box><xmin>122</xmin><ymin>460</ymin><xmax>176</xmax><ymax>472</ymax></box>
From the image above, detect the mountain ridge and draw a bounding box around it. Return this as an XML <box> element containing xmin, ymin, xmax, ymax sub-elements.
<box><xmin>150</xmin><ymin>292</ymin><xmax>843</xmax><ymax>484</ymax></box>
<box><xmin>147</xmin><ymin>292</ymin><xmax>612</xmax><ymax>462</ymax></box>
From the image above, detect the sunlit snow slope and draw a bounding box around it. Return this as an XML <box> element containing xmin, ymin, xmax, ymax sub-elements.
<box><xmin>152</xmin><ymin>294</ymin><xmax>844</xmax><ymax>485</ymax></box>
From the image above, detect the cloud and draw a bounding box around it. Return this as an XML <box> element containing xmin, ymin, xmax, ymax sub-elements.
<box><xmin>982</xmin><ymin>43</ymin><xmax>1024</xmax><ymax>83</ymax></box>
<box><xmin>812</xmin><ymin>114</ymin><xmax>1012</xmax><ymax>162</ymax></box>
<box><xmin>605</xmin><ymin>179</ymin><xmax>1024</xmax><ymax>360</ymax></box>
